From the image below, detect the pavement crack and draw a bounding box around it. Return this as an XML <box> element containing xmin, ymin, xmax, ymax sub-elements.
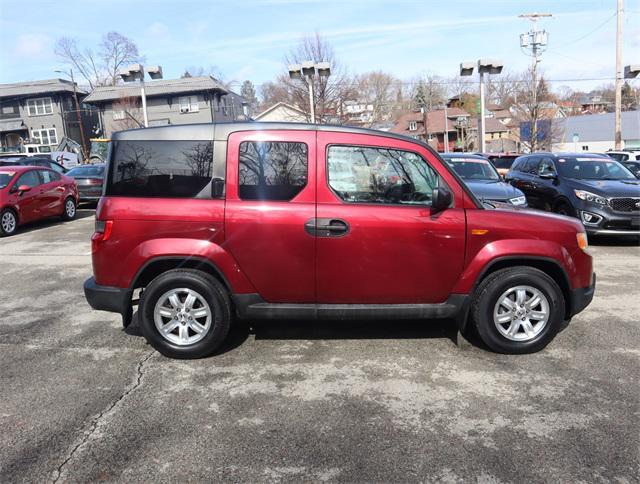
<box><xmin>50</xmin><ymin>350</ymin><xmax>156</xmax><ymax>483</ymax></box>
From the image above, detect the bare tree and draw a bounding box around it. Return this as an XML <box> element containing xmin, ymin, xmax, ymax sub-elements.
<box><xmin>100</xmin><ymin>32</ymin><xmax>143</xmax><ymax>87</ymax></box>
<box><xmin>55</xmin><ymin>31</ymin><xmax>142</xmax><ymax>89</ymax></box>
<box><xmin>512</xmin><ymin>71</ymin><xmax>561</xmax><ymax>152</ymax></box>
<box><xmin>353</xmin><ymin>71</ymin><xmax>399</xmax><ymax>127</ymax></box>
<box><xmin>279</xmin><ymin>33</ymin><xmax>354</xmax><ymax>123</ymax></box>
<box><xmin>485</xmin><ymin>71</ymin><xmax>521</xmax><ymax>108</ymax></box>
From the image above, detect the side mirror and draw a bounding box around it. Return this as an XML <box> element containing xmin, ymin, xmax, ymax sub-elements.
<box><xmin>431</xmin><ymin>186</ymin><xmax>453</xmax><ymax>214</ymax></box>
<box><xmin>539</xmin><ymin>171</ymin><xmax>557</xmax><ymax>179</ymax></box>
<box><xmin>17</xmin><ymin>184</ymin><xmax>32</xmax><ymax>193</ymax></box>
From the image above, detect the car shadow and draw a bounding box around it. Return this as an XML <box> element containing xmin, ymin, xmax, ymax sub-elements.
<box><xmin>588</xmin><ymin>234</ymin><xmax>640</xmax><ymax>247</ymax></box>
<box><xmin>11</xmin><ymin>208</ymin><xmax>95</xmax><ymax>236</ymax></box>
<box><xmin>125</xmin><ymin>310</ymin><xmax>484</xmax><ymax>355</ymax></box>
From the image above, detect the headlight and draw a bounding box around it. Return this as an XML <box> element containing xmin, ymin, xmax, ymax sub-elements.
<box><xmin>509</xmin><ymin>196</ymin><xmax>527</xmax><ymax>206</ymax></box>
<box><xmin>574</xmin><ymin>190</ymin><xmax>608</xmax><ymax>205</ymax></box>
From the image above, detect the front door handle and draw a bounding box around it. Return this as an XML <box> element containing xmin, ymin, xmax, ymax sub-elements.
<box><xmin>304</xmin><ymin>218</ymin><xmax>350</xmax><ymax>237</ymax></box>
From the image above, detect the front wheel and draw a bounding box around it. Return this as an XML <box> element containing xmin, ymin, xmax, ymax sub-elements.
<box><xmin>61</xmin><ymin>197</ymin><xmax>77</xmax><ymax>221</ymax></box>
<box><xmin>139</xmin><ymin>269</ymin><xmax>231</xmax><ymax>359</ymax></box>
<box><xmin>0</xmin><ymin>209</ymin><xmax>18</xmax><ymax>236</ymax></box>
<box><xmin>471</xmin><ymin>267</ymin><xmax>565</xmax><ymax>354</ymax></box>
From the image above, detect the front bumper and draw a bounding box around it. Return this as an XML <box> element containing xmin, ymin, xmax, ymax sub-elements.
<box><xmin>578</xmin><ymin>203</ymin><xmax>640</xmax><ymax>235</ymax></box>
<box><xmin>84</xmin><ymin>277</ymin><xmax>131</xmax><ymax>314</ymax></box>
<box><xmin>569</xmin><ymin>273</ymin><xmax>596</xmax><ymax>317</ymax></box>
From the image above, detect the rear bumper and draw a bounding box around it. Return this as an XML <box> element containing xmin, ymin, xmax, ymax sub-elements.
<box><xmin>84</xmin><ymin>277</ymin><xmax>130</xmax><ymax>314</ymax></box>
<box><xmin>569</xmin><ymin>272</ymin><xmax>596</xmax><ymax>317</ymax></box>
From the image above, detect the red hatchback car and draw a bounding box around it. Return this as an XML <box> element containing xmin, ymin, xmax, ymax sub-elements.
<box><xmin>0</xmin><ymin>165</ymin><xmax>79</xmax><ymax>236</ymax></box>
<box><xmin>84</xmin><ymin>123</ymin><xmax>595</xmax><ymax>358</ymax></box>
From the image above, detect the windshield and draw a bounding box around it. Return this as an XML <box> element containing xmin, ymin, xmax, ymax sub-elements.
<box><xmin>67</xmin><ymin>165</ymin><xmax>105</xmax><ymax>177</ymax></box>
<box><xmin>444</xmin><ymin>157</ymin><xmax>500</xmax><ymax>181</ymax></box>
<box><xmin>0</xmin><ymin>172</ymin><xmax>16</xmax><ymax>189</ymax></box>
<box><xmin>488</xmin><ymin>156</ymin><xmax>517</xmax><ymax>169</ymax></box>
<box><xmin>556</xmin><ymin>157</ymin><xmax>636</xmax><ymax>180</ymax></box>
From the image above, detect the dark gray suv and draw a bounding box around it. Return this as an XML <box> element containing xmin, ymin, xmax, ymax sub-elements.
<box><xmin>505</xmin><ymin>153</ymin><xmax>640</xmax><ymax>236</ymax></box>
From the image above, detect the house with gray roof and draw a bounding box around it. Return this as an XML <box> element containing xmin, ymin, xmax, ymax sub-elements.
<box><xmin>0</xmin><ymin>79</ymin><xmax>98</xmax><ymax>152</ymax></box>
<box><xmin>83</xmin><ymin>76</ymin><xmax>247</xmax><ymax>137</ymax></box>
<box><xmin>552</xmin><ymin>111</ymin><xmax>640</xmax><ymax>152</ymax></box>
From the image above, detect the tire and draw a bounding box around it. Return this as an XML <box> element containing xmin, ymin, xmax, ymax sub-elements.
<box><xmin>0</xmin><ymin>209</ymin><xmax>18</xmax><ymax>237</ymax></box>
<box><xmin>471</xmin><ymin>267</ymin><xmax>565</xmax><ymax>354</ymax></box>
<box><xmin>139</xmin><ymin>269</ymin><xmax>231</xmax><ymax>359</ymax></box>
<box><xmin>61</xmin><ymin>197</ymin><xmax>77</xmax><ymax>221</ymax></box>
<box><xmin>554</xmin><ymin>200</ymin><xmax>576</xmax><ymax>218</ymax></box>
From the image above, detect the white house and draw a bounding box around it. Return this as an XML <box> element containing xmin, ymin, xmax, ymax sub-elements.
<box><xmin>254</xmin><ymin>102</ymin><xmax>307</xmax><ymax>122</ymax></box>
<box><xmin>552</xmin><ymin>111</ymin><xmax>640</xmax><ymax>152</ymax></box>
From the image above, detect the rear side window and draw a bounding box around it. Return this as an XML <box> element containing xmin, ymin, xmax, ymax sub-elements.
<box><xmin>238</xmin><ymin>141</ymin><xmax>308</xmax><ymax>201</ymax></box>
<box><xmin>327</xmin><ymin>145</ymin><xmax>440</xmax><ymax>206</ymax></box>
<box><xmin>40</xmin><ymin>170</ymin><xmax>61</xmax><ymax>183</ymax></box>
<box><xmin>107</xmin><ymin>140</ymin><xmax>213</xmax><ymax>198</ymax></box>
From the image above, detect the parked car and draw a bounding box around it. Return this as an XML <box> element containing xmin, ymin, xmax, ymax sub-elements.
<box><xmin>505</xmin><ymin>153</ymin><xmax>640</xmax><ymax>235</ymax></box>
<box><xmin>0</xmin><ymin>165</ymin><xmax>79</xmax><ymax>236</ymax></box>
<box><xmin>606</xmin><ymin>150</ymin><xmax>640</xmax><ymax>162</ymax></box>
<box><xmin>84</xmin><ymin>123</ymin><xmax>595</xmax><ymax>359</ymax></box>
<box><xmin>483</xmin><ymin>153</ymin><xmax>521</xmax><ymax>178</ymax></box>
<box><xmin>605</xmin><ymin>151</ymin><xmax>640</xmax><ymax>178</ymax></box>
<box><xmin>440</xmin><ymin>153</ymin><xmax>527</xmax><ymax>206</ymax></box>
<box><xmin>66</xmin><ymin>164</ymin><xmax>105</xmax><ymax>202</ymax></box>
<box><xmin>0</xmin><ymin>156</ymin><xmax>68</xmax><ymax>174</ymax></box>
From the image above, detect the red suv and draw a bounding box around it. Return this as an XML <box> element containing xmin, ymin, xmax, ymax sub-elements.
<box><xmin>84</xmin><ymin>123</ymin><xmax>595</xmax><ymax>358</ymax></box>
<box><xmin>0</xmin><ymin>165</ymin><xmax>78</xmax><ymax>236</ymax></box>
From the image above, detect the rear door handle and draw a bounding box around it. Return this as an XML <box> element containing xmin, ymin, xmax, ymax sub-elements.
<box><xmin>304</xmin><ymin>218</ymin><xmax>349</xmax><ymax>237</ymax></box>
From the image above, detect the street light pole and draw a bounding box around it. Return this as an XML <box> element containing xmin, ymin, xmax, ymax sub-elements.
<box><xmin>478</xmin><ymin>70</ymin><xmax>486</xmax><ymax>153</ymax></box>
<box><xmin>288</xmin><ymin>62</ymin><xmax>331</xmax><ymax>124</ymax></box>
<box><xmin>307</xmin><ymin>75</ymin><xmax>316</xmax><ymax>124</ymax></box>
<box><xmin>118</xmin><ymin>64</ymin><xmax>163</xmax><ymax>129</ymax></box>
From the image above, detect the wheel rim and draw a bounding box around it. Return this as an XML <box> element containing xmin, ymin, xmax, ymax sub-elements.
<box><xmin>65</xmin><ymin>200</ymin><xmax>75</xmax><ymax>218</ymax></box>
<box><xmin>493</xmin><ymin>285</ymin><xmax>550</xmax><ymax>342</ymax></box>
<box><xmin>153</xmin><ymin>288</ymin><xmax>212</xmax><ymax>346</ymax></box>
<box><xmin>2</xmin><ymin>212</ymin><xmax>16</xmax><ymax>233</ymax></box>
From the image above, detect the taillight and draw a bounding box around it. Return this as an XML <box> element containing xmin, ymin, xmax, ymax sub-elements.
<box><xmin>91</xmin><ymin>220</ymin><xmax>113</xmax><ymax>253</ymax></box>
<box><xmin>87</xmin><ymin>178</ymin><xmax>102</xmax><ymax>185</ymax></box>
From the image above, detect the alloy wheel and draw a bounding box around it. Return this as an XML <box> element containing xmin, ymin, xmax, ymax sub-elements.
<box><xmin>153</xmin><ymin>288</ymin><xmax>212</xmax><ymax>346</ymax></box>
<box><xmin>65</xmin><ymin>199</ymin><xmax>76</xmax><ymax>218</ymax></box>
<box><xmin>493</xmin><ymin>285</ymin><xmax>550</xmax><ymax>342</ymax></box>
<box><xmin>1</xmin><ymin>211</ymin><xmax>16</xmax><ymax>234</ymax></box>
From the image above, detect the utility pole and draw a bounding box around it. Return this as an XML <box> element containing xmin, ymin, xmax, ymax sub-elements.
<box><xmin>55</xmin><ymin>68</ymin><xmax>88</xmax><ymax>160</ymax></box>
<box><xmin>443</xmin><ymin>103</ymin><xmax>449</xmax><ymax>152</ymax></box>
<box><xmin>614</xmin><ymin>0</ymin><xmax>623</xmax><ymax>149</ymax></box>
<box><xmin>421</xmin><ymin>106</ymin><xmax>429</xmax><ymax>145</ymax></box>
<box><xmin>519</xmin><ymin>12</ymin><xmax>551</xmax><ymax>152</ymax></box>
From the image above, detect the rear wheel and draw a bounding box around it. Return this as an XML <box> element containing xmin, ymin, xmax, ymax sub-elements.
<box><xmin>0</xmin><ymin>209</ymin><xmax>18</xmax><ymax>236</ymax></box>
<box><xmin>61</xmin><ymin>197</ymin><xmax>76</xmax><ymax>221</ymax></box>
<box><xmin>139</xmin><ymin>269</ymin><xmax>231</xmax><ymax>359</ymax></box>
<box><xmin>471</xmin><ymin>267</ymin><xmax>565</xmax><ymax>354</ymax></box>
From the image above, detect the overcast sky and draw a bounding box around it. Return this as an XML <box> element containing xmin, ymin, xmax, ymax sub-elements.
<box><xmin>1</xmin><ymin>0</ymin><xmax>638</xmax><ymax>92</ymax></box>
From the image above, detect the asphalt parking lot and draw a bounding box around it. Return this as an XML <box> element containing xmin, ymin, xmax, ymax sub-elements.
<box><xmin>0</xmin><ymin>211</ymin><xmax>638</xmax><ymax>483</ymax></box>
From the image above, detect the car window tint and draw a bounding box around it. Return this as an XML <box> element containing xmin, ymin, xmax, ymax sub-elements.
<box><xmin>67</xmin><ymin>165</ymin><xmax>105</xmax><ymax>177</ymax></box>
<box><xmin>49</xmin><ymin>163</ymin><xmax>65</xmax><ymax>173</ymax></box>
<box><xmin>327</xmin><ymin>145</ymin><xmax>440</xmax><ymax>206</ymax></box>
<box><xmin>107</xmin><ymin>140</ymin><xmax>214</xmax><ymax>198</ymax></box>
<box><xmin>16</xmin><ymin>170</ymin><xmax>41</xmax><ymax>188</ymax></box>
<box><xmin>538</xmin><ymin>158</ymin><xmax>556</xmax><ymax>174</ymax></box>
<box><xmin>238</xmin><ymin>141</ymin><xmax>308</xmax><ymax>201</ymax></box>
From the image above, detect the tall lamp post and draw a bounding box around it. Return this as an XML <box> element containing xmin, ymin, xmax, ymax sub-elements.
<box><xmin>118</xmin><ymin>64</ymin><xmax>163</xmax><ymax>127</ymax></box>
<box><xmin>54</xmin><ymin>68</ymin><xmax>88</xmax><ymax>158</ymax></box>
<box><xmin>460</xmin><ymin>59</ymin><xmax>503</xmax><ymax>153</ymax></box>
<box><xmin>288</xmin><ymin>62</ymin><xmax>331</xmax><ymax>123</ymax></box>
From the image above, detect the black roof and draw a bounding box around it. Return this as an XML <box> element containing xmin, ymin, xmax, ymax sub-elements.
<box><xmin>111</xmin><ymin>121</ymin><xmax>428</xmax><ymax>146</ymax></box>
